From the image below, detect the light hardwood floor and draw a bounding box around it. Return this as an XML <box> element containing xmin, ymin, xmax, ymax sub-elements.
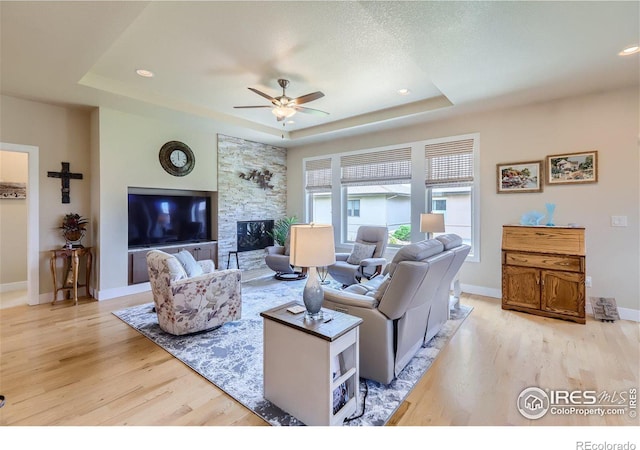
<box><xmin>1</xmin><ymin>284</ymin><xmax>638</xmax><ymax>427</ymax></box>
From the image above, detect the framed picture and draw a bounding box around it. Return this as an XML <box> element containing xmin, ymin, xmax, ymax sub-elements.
<box><xmin>546</xmin><ymin>150</ymin><xmax>598</xmax><ymax>185</ymax></box>
<box><xmin>0</xmin><ymin>181</ymin><xmax>26</xmax><ymax>199</ymax></box>
<box><xmin>497</xmin><ymin>161</ymin><xmax>543</xmax><ymax>193</ymax></box>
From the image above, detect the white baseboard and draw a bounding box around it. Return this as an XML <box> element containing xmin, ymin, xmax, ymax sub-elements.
<box><xmin>38</xmin><ymin>283</ymin><xmax>151</xmax><ymax>304</ymax></box>
<box><xmin>0</xmin><ymin>280</ymin><xmax>27</xmax><ymax>293</ymax></box>
<box><xmin>95</xmin><ymin>282</ymin><xmax>151</xmax><ymax>300</ymax></box>
<box><xmin>461</xmin><ymin>283</ymin><xmax>639</xmax><ymax>323</ymax></box>
<box><xmin>461</xmin><ymin>283</ymin><xmax>501</xmax><ymax>299</ymax></box>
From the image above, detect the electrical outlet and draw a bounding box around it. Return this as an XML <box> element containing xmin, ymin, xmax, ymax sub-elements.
<box><xmin>585</xmin><ymin>276</ymin><xmax>592</xmax><ymax>288</ymax></box>
<box><xmin>611</xmin><ymin>216</ymin><xmax>628</xmax><ymax>227</ymax></box>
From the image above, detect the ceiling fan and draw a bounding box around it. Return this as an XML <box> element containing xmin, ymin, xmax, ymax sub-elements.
<box><xmin>234</xmin><ymin>78</ymin><xmax>329</xmax><ymax>121</ymax></box>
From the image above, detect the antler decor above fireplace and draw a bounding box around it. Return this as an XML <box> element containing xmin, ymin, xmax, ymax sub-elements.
<box><xmin>238</xmin><ymin>169</ymin><xmax>274</xmax><ymax>190</ymax></box>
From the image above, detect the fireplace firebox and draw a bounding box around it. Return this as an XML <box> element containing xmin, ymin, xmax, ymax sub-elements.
<box><xmin>237</xmin><ymin>220</ymin><xmax>274</xmax><ymax>252</ymax></box>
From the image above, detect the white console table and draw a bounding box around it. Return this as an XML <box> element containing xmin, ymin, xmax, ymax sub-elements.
<box><xmin>260</xmin><ymin>301</ymin><xmax>362</xmax><ymax>426</ymax></box>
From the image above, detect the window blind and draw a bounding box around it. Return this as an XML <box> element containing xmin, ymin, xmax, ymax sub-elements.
<box><xmin>304</xmin><ymin>158</ymin><xmax>332</xmax><ymax>192</ymax></box>
<box><xmin>425</xmin><ymin>138</ymin><xmax>474</xmax><ymax>188</ymax></box>
<box><xmin>340</xmin><ymin>147</ymin><xmax>411</xmax><ymax>186</ymax></box>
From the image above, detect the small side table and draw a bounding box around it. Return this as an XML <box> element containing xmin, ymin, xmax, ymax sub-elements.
<box><xmin>260</xmin><ymin>301</ymin><xmax>362</xmax><ymax>426</ymax></box>
<box><xmin>50</xmin><ymin>247</ymin><xmax>93</xmax><ymax>305</ymax></box>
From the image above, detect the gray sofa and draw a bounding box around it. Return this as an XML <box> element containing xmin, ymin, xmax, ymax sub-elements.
<box><xmin>322</xmin><ymin>234</ymin><xmax>470</xmax><ymax>384</ymax></box>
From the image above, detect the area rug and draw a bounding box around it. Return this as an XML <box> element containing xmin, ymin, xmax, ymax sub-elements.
<box><xmin>113</xmin><ymin>276</ymin><xmax>472</xmax><ymax>426</ymax></box>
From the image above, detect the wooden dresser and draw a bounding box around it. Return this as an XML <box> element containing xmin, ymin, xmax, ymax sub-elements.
<box><xmin>501</xmin><ymin>225</ymin><xmax>586</xmax><ymax>324</ymax></box>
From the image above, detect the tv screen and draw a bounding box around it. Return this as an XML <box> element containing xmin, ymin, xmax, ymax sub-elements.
<box><xmin>128</xmin><ymin>193</ymin><xmax>211</xmax><ymax>248</ymax></box>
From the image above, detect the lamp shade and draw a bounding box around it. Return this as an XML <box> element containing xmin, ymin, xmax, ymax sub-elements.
<box><xmin>289</xmin><ymin>223</ymin><xmax>335</xmax><ymax>267</ymax></box>
<box><xmin>420</xmin><ymin>213</ymin><xmax>445</xmax><ymax>233</ymax></box>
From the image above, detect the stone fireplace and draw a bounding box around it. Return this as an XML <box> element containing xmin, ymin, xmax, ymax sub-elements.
<box><xmin>217</xmin><ymin>134</ymin><xmax>286</xmax><ymax>270</ymax></box>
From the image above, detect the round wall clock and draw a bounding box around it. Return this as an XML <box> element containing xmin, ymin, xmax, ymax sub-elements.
<box><xmin>158</xmin><ymin>141</ymin><xmax>195</xmax><ymax>177</ymax></box>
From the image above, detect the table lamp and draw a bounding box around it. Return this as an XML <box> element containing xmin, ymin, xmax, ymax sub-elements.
<box><xmin>289</xmin><ymin>223</ymin><xmax>336</xmax><ymax>320</ymax></box>
<box><xmin>420</xmin><ymin>213</ymin><xmax>445</xmax><ymax>239</ymax></box>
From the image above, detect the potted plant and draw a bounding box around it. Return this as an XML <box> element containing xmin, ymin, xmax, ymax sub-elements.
<box><xmin>60</xmin><ymin>213</ymin><xmax>88</xmax><ymax>248</ymax></box>
<box><xmin>268</xmin><ymin>216</ymin><xmax>298</xmax><ymax>246</ymax></box>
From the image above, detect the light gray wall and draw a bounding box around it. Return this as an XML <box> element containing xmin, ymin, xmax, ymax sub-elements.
<box><xmin>0</xmin><ymin>95</ymin><xmax>92</xmax><ymax>295</ymax></box>
<box><xmin>287</xmin><ymin>87</ymin><xmax>639</xmax><ymax>312</ymax></box>
<box><xmin>95</xmin><ymin>107</ymin><xmax>219</xmax><ymax>298</ymax></box>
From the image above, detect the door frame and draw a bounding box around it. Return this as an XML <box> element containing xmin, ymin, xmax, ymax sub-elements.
<box><xmin>1</xmin><ymin>142</ymin><xmax>39</xmax><ymax>306</ymax></box>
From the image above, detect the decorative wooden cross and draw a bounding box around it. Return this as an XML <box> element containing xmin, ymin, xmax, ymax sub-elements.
<box><xmin>47</xmin><ymin>162</ymin><xmax>83</xmax><ymax>204</ymax></box>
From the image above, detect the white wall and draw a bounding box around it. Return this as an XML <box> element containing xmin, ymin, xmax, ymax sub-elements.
<box><xmin>287</xmin><ymin>87</ymin><xmax>639</xmax><ymax>312</ymax></box>
<box><xmin>94</xmin><ymin>107</ymin><xmax>219</xmax><ymax>299</ymax></box>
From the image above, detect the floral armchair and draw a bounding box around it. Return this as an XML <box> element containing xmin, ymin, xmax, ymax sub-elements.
<box><xmin>146</xmin><ymin>249</ymin><xmax>242</xmax><ymax>335</ymax></box>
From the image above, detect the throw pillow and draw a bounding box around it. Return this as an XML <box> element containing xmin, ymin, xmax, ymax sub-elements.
<box><xmin>165</xmin><ymin>256</ymin><xmax>188</xmax><ymax>282</ymax></box>
<box><xmin>175</xmin><ymin>250</ymin><xmax>204</xmax><ymax>277</ymax></box>
<box><xmin>346</xmin><ymin>242</ymin><xmax>376</xmax><ymax>265</ymax></box>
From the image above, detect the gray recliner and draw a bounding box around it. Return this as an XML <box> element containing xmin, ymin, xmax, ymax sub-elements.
<box><xmin>264</xmin><ymin>229</ymin><xmax>307</xmax><ymax>280</ymax></box>
<box><xmin>327</xmin><ymin>225</ymin><xmax>388</xmax><ymax>287</ymax></box>
<box><xmin>322</xmin><ymin>234</ymin><xmax>470</xmax><ymax>384</ymax></box>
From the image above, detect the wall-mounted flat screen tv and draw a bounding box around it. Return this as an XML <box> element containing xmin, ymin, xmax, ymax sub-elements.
<box><xmin>128</xmin><ymin>192</ymin><xmax>211</xmax><ymax>248</ymax></box>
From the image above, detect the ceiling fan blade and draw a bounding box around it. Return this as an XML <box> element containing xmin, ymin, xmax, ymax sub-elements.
<box><xmin>293</xmin><ymin>91</ymin><xmax>325</xmax><ymax>105</ymax></box>
<box><xmin>233</xmin><ymin>105</ymin><xmax>272</xmax><ymax>109</ymax></box>
<box><xmin>294</xmin><ymin>105</ymin><xmax>330</xmax><ymax>116</ymax></box>
<box><xmin>248</xmin><ymin>87</ymin><xmax>276</xmax><ymax>104</ymax></box>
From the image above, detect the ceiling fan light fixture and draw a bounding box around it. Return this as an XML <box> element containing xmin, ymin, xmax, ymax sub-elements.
<box><xmin>272</xmin><ymin>106</ymin><xmax>296</xmax><ymax>119</ymax></box>
<box><xmin>235</xmin><ymin>79</ymin><xmax>327</xmax><ymax>121</ymax></box>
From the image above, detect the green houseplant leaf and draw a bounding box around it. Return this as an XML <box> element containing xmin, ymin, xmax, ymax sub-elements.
<box><xmin>268</xmin><ymin>216</ymin><xmax>298</xmax><ymax>246</ymax></box>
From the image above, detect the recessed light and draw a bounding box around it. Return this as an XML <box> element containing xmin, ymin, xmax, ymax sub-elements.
<box><xmin>397</xmin><ymin>88</ymin><xmax>411</xmax><ymax>95</ymax></box>
<box><xmin>136</xmin><ymin>69</ymin><xmax>154</xmax><ymax>78</ymax></box>
<box><xmin>287</xmin><ymin>120</ymin><xmax>295</xmax><ymax>124</ymax></box>
<box><xmin>619</xmin><ymin>45</ymin><xmax>639</xmax><ymax>56</ymax></box>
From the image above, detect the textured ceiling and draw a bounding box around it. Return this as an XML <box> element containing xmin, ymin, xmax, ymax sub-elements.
<box><xmin>1</xmin><ymin>1</ymin><xmax>638</xmax><ymax>147</ymax></box>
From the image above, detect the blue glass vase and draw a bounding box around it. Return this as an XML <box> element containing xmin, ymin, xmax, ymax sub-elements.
<box><xmin>545</xmin><ymin>203</ymin><xmax>556</xmax><ymax>226</ymax></box>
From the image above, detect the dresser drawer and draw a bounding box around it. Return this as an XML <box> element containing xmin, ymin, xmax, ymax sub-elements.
<box><xmin>502</xmin><ymin>225</ymin><xmax>585</xmax><ymax>255</ymax></box>
<box><xmin>504</xmin><ymin>251</ymin><xmax>584</xmax><ymax>272</ymax></box>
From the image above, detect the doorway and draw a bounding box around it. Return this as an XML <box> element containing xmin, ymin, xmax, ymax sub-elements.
<box><xmin>0</xmin><ymin>142</ymin><xmax>39</xmax><ymax>307</ymax></box>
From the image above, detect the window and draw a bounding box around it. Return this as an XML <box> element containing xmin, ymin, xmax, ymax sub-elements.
<box><xmin>302</xmin><ymin>134</ymin><xmax>479</xmax><ymax>261</ymax></box>
<box><xmin>340</xmin><ymin>147</ymin><xmax>412</xmax><ymax>245</ymax></box>
<box><xmin>304</xmin><ymin>158</ymin><xmax>332</xmax><ymax>224</ymax></box>
<box><xmin>425</xmin><ymin>136</ymin><xmax>479</xmax><ymax>261</ymax></box>
<box><xmin>344</xmin><ymin>184</ymin><xmax>410</xmax><ymax>241</ymax></box>
<box><xmin>347</xmin><ymin>199</ymin><xmax>360</xmax><ymax>217</ymax></box>
<box><xmin>432</xmin><ymin>199</ymin><xmax>447</xmax><ymax>212</ymax></box>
